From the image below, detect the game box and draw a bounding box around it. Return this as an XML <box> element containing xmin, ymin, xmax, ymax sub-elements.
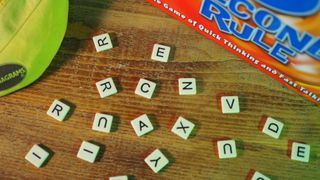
<box><xmin>146</xmin><ymin>0</ymin><xmax>320</xmax><ymax>105</ymax></box>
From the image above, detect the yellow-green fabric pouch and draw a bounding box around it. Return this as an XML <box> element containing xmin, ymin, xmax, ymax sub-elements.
<box><xmin>0</xmin><ymin>0</ymin><xmax>68</xmax><ymax>96</ymax></box>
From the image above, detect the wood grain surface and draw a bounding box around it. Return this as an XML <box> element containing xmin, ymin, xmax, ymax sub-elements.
<box><xmin>0</xmin><ymin>0</ymin><xmax>319</xmax><ymax>179</ymax></box>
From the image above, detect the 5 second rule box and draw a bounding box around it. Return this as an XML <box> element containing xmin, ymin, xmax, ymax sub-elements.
<box><xmin>147</xmin><ymin>0</ymin><xmax>320</xmax><ymax>105</ymax></box>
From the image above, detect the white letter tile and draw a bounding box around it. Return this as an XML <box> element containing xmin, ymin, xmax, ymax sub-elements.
<box><xmin>25</xmin><ymin>144</ymin><xmax>50</xmax><ymax>168</ymax></box>
<box><xmin>93</xmin><ymin>33</ymin><xmax>113</xmax><ymax>52</ymax></box>
<box><xmin>251</xmin><ymin>171</ymin><xmax>271</xmax><ymax>180</ymax></box>
<box><xmin>171</xmin><ymin>116</ymin><xmax>195</xmax><ymax>139</ymax></box>
<box><xmin>131</xmin><ymin>114</ymin><xmax>154</xmax><ymax>137</ymax></box>
<box><xmin>109</xmin><ymin>176</ymin><xmax>128</xmax><ymax>180</ymax></box>
<box><xmin>151</xmin><ymin>44</ymin><xmax>171</xmax><ymax>62</ymax></box>
<box><xmin>221</xmin><ymin>96</ymin><xmax>240</xmax><ymax>114</ymax></box>
<box><xmin>47</xmin><ymin>100</ymin><xmax>71</xmax><ymax>122</ymax></box>
<box><xmin>77</xmin><ymin>141</ymin><xmax>100</xmax><ymax>163</ymax></box>
<box><xmin>135</xmin><ymin>78</ymin><xmax>156</xmax><ymax>99</ymax></box>
<box><xmin>262</xmin><ymin>117</ymin><xmax>284</xmax><ymax>139</ymax></box>
<box><xmin>178</xmin><ymin>78</ymin><xmax>197</xmax><ymax>95</ymax></box>
<box><xmin>217</xmin><ymin>140</ymin><xmax>237</xmax><ymax>159</ymax></box>
<box><xmin>96</xmin><ymin>77</ymin><xmax>118</xmax><ymax>98</ymax></box>
<box><xmin>92</xmin><ymin>113</ymin><xmax>113</xmax><ymax>133</ymax></box>
<box><xmin>291</xmin><ymin>142</ymin><xmax>310</xmax><ymax>163</ymax></box>
<box><xmin>144</xmin><ymin>149</ymin><xmax>169</xmax><ymax>173</ymax></box>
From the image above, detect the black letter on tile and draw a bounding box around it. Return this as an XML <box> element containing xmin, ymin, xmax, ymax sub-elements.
<box><xmin>101</xmin><ymin>82</ymin><xmax>112</xmax><ymax>92</ymax></box>
<box><xmin>182</xmin><ymin>82</ymin><xmax>193</xmax><ymax>90</ymax></box>
<box><xmin>177</xmin><ymin>121</ymin><xmax>189</xmax><ymax>134</ymax></box>
<box><xmin>150</xmin><ymin>156</ymin><xmax>161</xmax><ymax>167</ymax></box>
<box><xmin>156</xmin><ymin>47</ymin><xmax>165</xmax><ymax>58</ymax></box>
<box><xmin>223</xmin><ymin>143</ymin><xmax>233</xmax><ymax>154</ymax></box>
<box><xmin>98</xmin><ymin>37</ymin><xmax>108</xmax><ymax>46</ymax></box>
<box><xmin>139</xmin><ymin>121</ymin><xmax>149</xmax><ymax>131</ymax></box>
<box><xmin>141</xmin><ymin>83</ymin><xmax>151</xmax><ymax>93</ymax></box>
<box><xmin>297</xmin><ymin>146</ymin><xmax>306</xmax><ymax>158</ymax></box>
<box><xmin>226</xmin><ymin>99</ymin><xmax>235</xmax><ymax>109</ymax></box>
<box><xmin>267</xmin><ymin>123</ymin><xmax>279</xmax><ymax>133</ymax></box>
<box><xmin>32</xmin><ymin>152</ymin><xmax>41</xmax><ymax>159</ymax></box>
<box><xmin>52</xmin><ymin>104</ymin><xmax>63</xmax><ymax>116</ymax></box>
<box><xmin>98</xmin><ymin>117</ymin><xmax>108</xmax><ymax>128</ymax></box>
<box><xmin>84</xmin><ymin>149</ymin><xmax>93</xmax><ymax>154</ymax></box>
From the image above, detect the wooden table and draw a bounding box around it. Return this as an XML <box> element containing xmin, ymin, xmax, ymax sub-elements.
<box><xmin>0</xmin><ymin>0</ymin><xmax>319</xmax><ymax>179</ymax></box>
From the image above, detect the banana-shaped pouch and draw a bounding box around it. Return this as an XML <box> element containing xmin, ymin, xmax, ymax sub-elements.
<box><xmin>0</xmin><ymin>0</ymin><xmax>68</xmax><ymax>96</ymax></box>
